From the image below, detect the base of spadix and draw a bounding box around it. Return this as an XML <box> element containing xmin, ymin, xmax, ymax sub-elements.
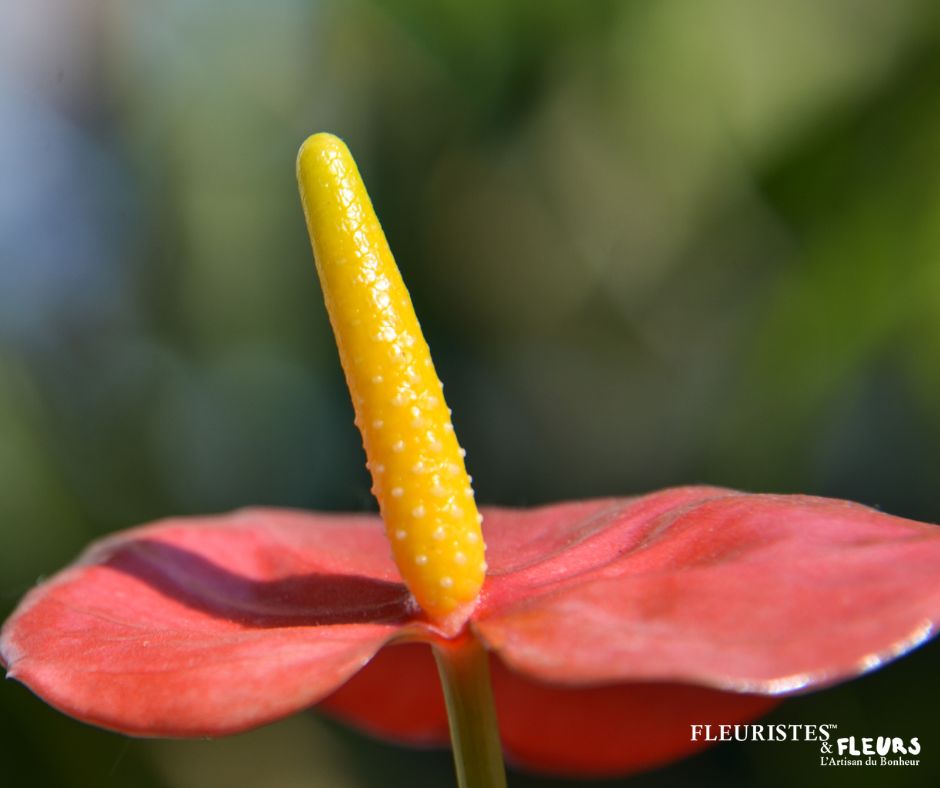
<box><xmin>416</xmin><ymin>596</ymin><xmax>479</xmax><ymax>640</ymax></box>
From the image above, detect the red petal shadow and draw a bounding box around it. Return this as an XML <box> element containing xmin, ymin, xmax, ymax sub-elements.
<box><xmin>319</xmin><ymin>642</ymin><xmax>778</xmax><ymax>776</ymax></box>
<box><xmin>493</xmin><ymin>664</ymin><xmax>778</xmax><ymax>777</ymax></box>
<box><xmin>319</xmin><ymin>642</ymin><xmax>450</xmax><ymax>745</ymax></box>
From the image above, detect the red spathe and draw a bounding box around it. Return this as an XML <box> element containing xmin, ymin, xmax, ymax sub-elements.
<box><xmin>2</xmin><ymin>486</ymin><xmax>939</xmax><ymax>775</ymax></box>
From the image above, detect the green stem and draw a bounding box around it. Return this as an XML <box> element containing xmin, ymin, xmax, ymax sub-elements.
<box><xmin>433</xmin><ymin>635</ymin><xmax>508</xmax><ymax>788</ymax></box>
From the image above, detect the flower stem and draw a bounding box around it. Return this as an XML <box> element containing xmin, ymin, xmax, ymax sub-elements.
<box><xmin>433</xmin><ymin>635</ymin><xmax>508</xmax><ymax>788</ymax></box>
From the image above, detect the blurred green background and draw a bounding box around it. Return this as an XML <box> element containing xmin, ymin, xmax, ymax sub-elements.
<box><xmin>2</xmin><ymin>0</ymin><xmax>939</xmax><ymax>786</ymax></box>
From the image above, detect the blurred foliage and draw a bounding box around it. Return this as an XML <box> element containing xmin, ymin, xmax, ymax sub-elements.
<box><xmin>2</xmin><ymin>0</ymin><xmax>940</xmax><ymax>786</ymax></box>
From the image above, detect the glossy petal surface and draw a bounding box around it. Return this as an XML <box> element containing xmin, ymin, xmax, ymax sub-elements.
<box><xmin>477</xmin><ymin>487</ymin><xmax>940</xmax><ymax>693</ymax></box>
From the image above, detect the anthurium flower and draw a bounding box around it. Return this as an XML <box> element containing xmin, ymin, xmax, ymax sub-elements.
<box><xmin>3</xmin><ymin>134</ymin><xmax>940</xmax><ymax>784</ymax></box>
